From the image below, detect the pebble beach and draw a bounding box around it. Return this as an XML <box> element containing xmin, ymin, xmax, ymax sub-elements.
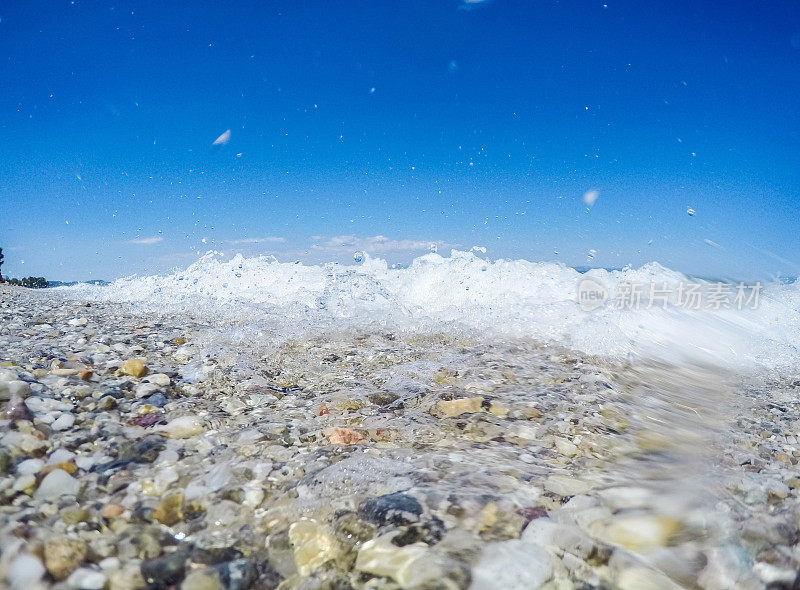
<box><xmin>2</xmin><ymin>283</ymin><xmax>800</xmax><ymax>589</ymax></box>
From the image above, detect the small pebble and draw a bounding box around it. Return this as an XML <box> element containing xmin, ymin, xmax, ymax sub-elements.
<box><xmin>161</xmin><ymin>415</ymin><xmax>204</xmax><ymax>438</ymax></box>
<box><xmin>44</xmin><ymin>537</ymin><xmax>88</xmax><ymax>580</ymax></box>
<box><xmin>52</xmin><ymin>412</ymin><xmax>76</xmax><ymax>431</ymax></box>
<box><xmin>120</xmin><ymin>359</ymin><xmax>148</xmax><ymax>378</ymax></box>
<box><xmin>17</xmin><ymin>457</ymin><xmax>45</xmax><ymax>474</ymax></box>
<box><xmin>67</xmin><ymin>568</ymin><xmax>107</xmax><ymax>590</ymax></box>
<box><xmin>35</xmin><ymin>468</ymin><xmax>80</xmax><ymax>501</ymax></box>
<box><xmin>8</xmin><ymin>554</ymin><xmax>46</xmax><ymax>589</ymax></box>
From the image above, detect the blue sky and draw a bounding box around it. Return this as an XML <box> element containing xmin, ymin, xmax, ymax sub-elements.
<box><xmin>0</xmin><ymin>0</ymin><xmax>798</xmax><ymax>281</ymax></box>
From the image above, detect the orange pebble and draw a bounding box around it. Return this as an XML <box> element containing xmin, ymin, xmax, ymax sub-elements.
<box><xmin>327</xmin><ymin>427</ymin><xmax>365</xmax><ymax>445</ymax></box>
<box><xmin>101</xmin><ymin>504</ymin><xmax>124</xmax><ymax>519</ymax></box>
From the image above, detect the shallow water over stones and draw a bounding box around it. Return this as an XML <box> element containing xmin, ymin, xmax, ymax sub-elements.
<box><xmin>1</xmin><ymin>284</ymin><xmax>799</xmax><ymax>589</ymax></box>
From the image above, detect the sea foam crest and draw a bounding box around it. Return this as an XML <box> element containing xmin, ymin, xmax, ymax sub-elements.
<box><xmin>62</xmin><ymin>250</ymin><xmax>800</xmax><ymax>372</ymax></box>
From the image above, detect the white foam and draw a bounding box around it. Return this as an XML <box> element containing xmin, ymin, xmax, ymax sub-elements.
<box><xmin>60</xmin><ymin>250</ymin><xmax>800</xmax><ymax>373</ymax></box>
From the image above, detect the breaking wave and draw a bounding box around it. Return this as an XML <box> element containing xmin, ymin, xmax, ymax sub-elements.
<box><xmin>60</xmin><ymin>250</ymin><xmax>800</xmax><ymax>373</ymax></box>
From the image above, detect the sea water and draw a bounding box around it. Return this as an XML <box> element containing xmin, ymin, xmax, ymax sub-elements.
<box><xmin>62</xmin><ymin>249</ymin><xmax>800</xmax><ymax>374</ymax></box>
<box><xmin>56</xmin><ymin>249</ymin><xmax>800</xmax><ymax>584</ymax></box>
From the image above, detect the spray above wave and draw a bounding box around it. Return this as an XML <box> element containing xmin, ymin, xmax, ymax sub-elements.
<box><xmin>62</xmin><ymin>250</ymin><xmax>800</xmax><ymax>372</ymax></box>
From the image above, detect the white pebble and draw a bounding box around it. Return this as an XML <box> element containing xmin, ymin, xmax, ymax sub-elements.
<box><xmin>17</xmin><ymin>458</ymin><xmax>45</xmax><ymax>474</ymax></box>
<box><xmin>34</xmin><ymin>468</ymin><xmax>80</xmax><ymax>500</ymax></box>
<box><xmin>25</xmin><ymin>397</ymin><xmax>73</xmax><ymax>413</ymax></box>
<box><xmin>162</xmin><ymin>415</ymin><xmax>204</xmax><ymax>438</ymax></box>
<box><xmin>75</xmin><ymin>456</ymin><xmax>95</xmax><ymax>470</ymax></box>
<box><xmin>183</xmin><ymin>480</ymin><xmax>210</xmax><ymax>501</ymax></box>
<box><xmin>470</xmin><ymin>539</ymin><xmax>552</xmax><ymax>590</ymax></box>
<box><xmin>0</xmin><ymin>380</ymin><xmax>31</xmax><ymax>399</ymax></box>
<box><xmin>23</xmin><ymin>397</ymin><xmax>45</xmax><ymax>412</ymax></box>
<box><xmin>242</xmin><ymin>481</ymin><xmax>265</xmax><ymax>508</ymax></box>
<box><xmin>144</xmin><ymin>373</ymin><xmax>171</xmax><ymax>386</ymax></box>
<box><xmin>156</xmin><ymin>449</ymin><xmax>180</xmax><ymax>464</ymax></box>
<box><xmin>98</xmin><ymin>557</ymin><xmax>121</xmax><ymax>571</ymax></box>
<box><xmin>153</xmin><ymin>467</ymin><xmax>179</xmax><ymax>493</ymax></box>
<box><xmin>0</xmin><ymin>368</ymin><xmax>19</xmax><ymax>382</ymax></box>
<box><xmin>204</xmin><ymin>463</ymin><xmax>232</xmax><ymax>491</ymax></box>
<box><xmin>134</xmin><ymin>382</ymin><xmax>160</xmax><ymax>398</ymax></box>
<box><xmin>521</xmin><ymin>518</ymin><xmax>595</xmax><ymax>559</ymax></box>
<box><xmin>51</xmin><ymin>413</ymin><xmax>76</xmax><ymax>431</ymax></box>
<box><xmin>251</xmin><ymin>462</ymin><xmax>273</xmax><ymax>479</ymax></box>
<box><xmin>8</xmin><ymin>554</ymin><xmax>46</xmax><ymax>589</ymax></box>
<box><xmin>49</xmin><ymin>449</ymin><xmax>77</xmax><ymax>464</ymax></box>
<box><xmin>13</xmin><ymin>474</ymin><xmax>36</xmax><ymax>492</ymax></box>
<box><xmin>66</xmin><ymin>568</ymin><xmax>107</xmax><ymax>590</ymax></box>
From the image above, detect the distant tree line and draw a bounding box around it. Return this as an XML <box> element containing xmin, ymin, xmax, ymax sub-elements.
<box><xmin>0</xmin><ymin>248</ymin><xmax>50</xmax><ymax>288</ymax></box>
<box><xmin>6</xmin><ymin>276</ymin><xmax>49</xmax><ymax>288</ymax></box>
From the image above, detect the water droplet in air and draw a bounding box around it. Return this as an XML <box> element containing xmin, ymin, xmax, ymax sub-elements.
<box><xmin>213</xmin><ymin>129</ymin><xmax>231</xmax><ymax>146</ymax></box>
<box><xmin>583</xmin><ymin>190</ymin><xmax>599</xmax><ymax>207</ymax></box>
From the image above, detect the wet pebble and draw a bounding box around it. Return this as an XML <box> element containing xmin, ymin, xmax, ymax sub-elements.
<box><xmin>51</xmin><ymin>412</ymin><xmax>76</xmax><ymax>431</ymax></box>
<box><xmin>144</xmin><ymin>392</ymin><xmax>167</xmax><ymax>407</ymax></box>
<box><xmin>470</xmin><ymin>539</ymin><xmax>552</xmax><ymax>590</ymax></box>
<box><xmin>44</xmin><ymin>537</ymin><xmax>88</xmax><ymax>580</ymax></box>
<box><xmin>66</xmin><ymin>568</ymin><xmax>107</xmax><ymax>590</ymax></box>
<box><xmin>8</xmin><ymin>554</ymin><xmax>46</xmax><ymax>589</ymax></box>
<box><xmin>359</xmin><ymin>492</ymin><xmax>423</xmax><ymax>526</ymax></box>
<box><xmin>35</xmin><ymin>468</ymin><xmax>80</xmax><ymax>501</ymax></box>
<box><xmin>216</xmin><ymin>559</ymin><xmax>257</xmax><ymax>590</ymax></box>
<box><xmin>141</xmin><ymin>550</ymin><xmax>189</xmax><ymax>589</ymax></box>
<box><xmin>161</xmin><ymin>415</ymin><xmax>204</xmax><ymax>438</ymax></box>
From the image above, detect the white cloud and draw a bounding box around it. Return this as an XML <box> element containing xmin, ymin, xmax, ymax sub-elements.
<box><xmin>312</xmin><ymin>235</ymin><xmax>445</xmax><ymax>253</ymax></box>
<box><xmin>225</xmin><ymin>237</ymin><xmax>286</xmax><ymax>245</ymax></box>
<box><xmin>128</xmin><ymin>236</ymin><xmax>163</xmax><ymax>245</ymax></box>
<box><xmin>459</xmin><ymin>0</ymin><xmax>489</xmax><ymax>9</ymax></box>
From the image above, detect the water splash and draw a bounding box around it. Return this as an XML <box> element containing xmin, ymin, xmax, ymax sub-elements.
<box><xmin>59</xmin><ymin>250</ymin><xmax>800</xmax><ymax>373</ymax></box>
